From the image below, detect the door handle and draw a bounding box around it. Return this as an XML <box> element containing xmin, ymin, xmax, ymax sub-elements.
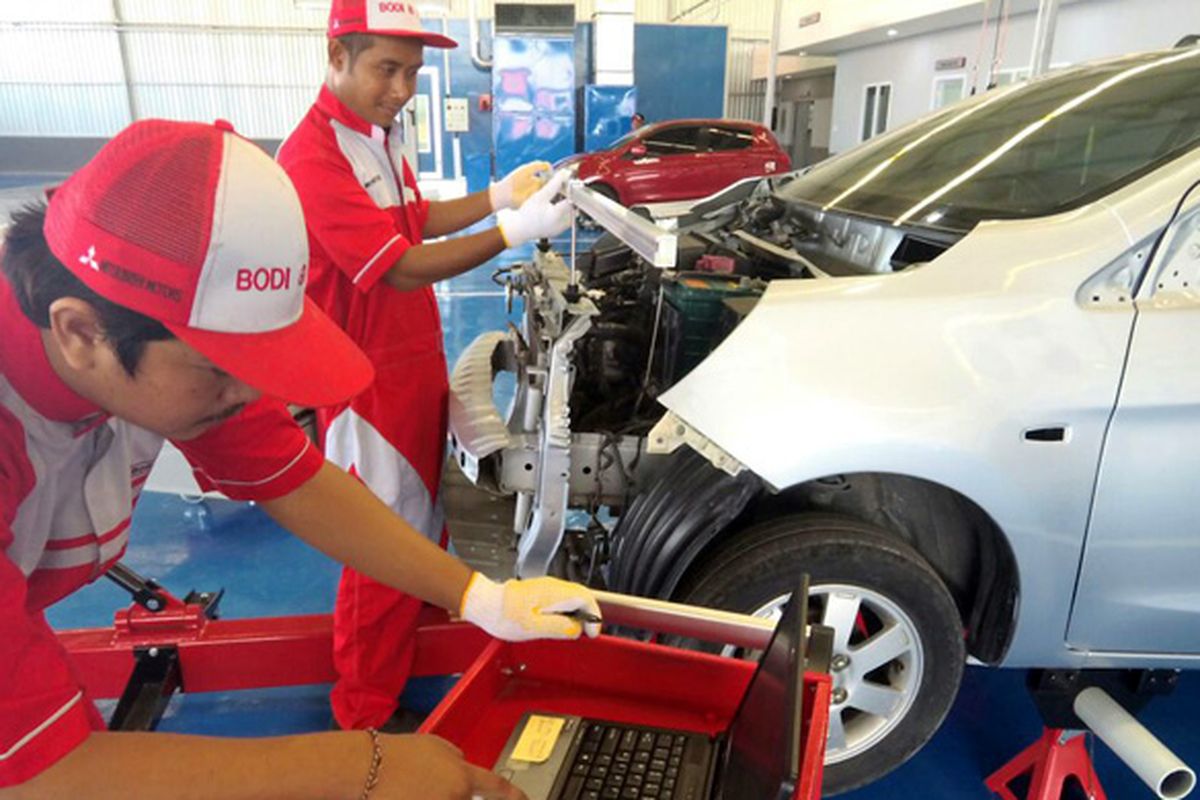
<box><xmin>1023</xmin><ymin>426</ymin><xmax>1068</xmax><ymax>442</ymax></box>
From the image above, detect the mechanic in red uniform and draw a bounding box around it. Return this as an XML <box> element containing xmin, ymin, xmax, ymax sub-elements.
<box><xmin>278</xmin><ymin>0</ymin><xmax>575</xmax><ymax>732</ymax></box>
<box><xmin>1</xmin><ymin>119</ymin><xmax>598</xmax><ymax>799</ymax></box>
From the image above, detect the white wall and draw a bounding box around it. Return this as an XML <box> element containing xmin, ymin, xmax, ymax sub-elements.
<box><xmin>781</xmin><ymin>0</ymin><xmax>986</xmax><ymax>53</ymax></box>
<box><xmin>827</xmin><ymin>0</ymin><xmax>1200</xmax><ymax>155</ymax></box>
<box><xmin>828</xmin><ymin>21</ymin><xmax>987</xmax><ymax>154</ymax></box>
<box><xmin>0</xmin><ymin>1</ymin><xmax>328</xmax><ymax>138</ymax></box>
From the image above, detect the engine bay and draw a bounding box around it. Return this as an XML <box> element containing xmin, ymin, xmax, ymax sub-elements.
<box><xmin>448</xmin><ymin>176</ymin><xmax>963</xmax><ymax>578</ymax></box>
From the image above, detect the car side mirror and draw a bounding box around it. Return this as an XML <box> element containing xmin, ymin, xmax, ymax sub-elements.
<box><xmin>629</xmin><ymin>142</ymin><xmax>647</xmax><ymax>158</ymax></box>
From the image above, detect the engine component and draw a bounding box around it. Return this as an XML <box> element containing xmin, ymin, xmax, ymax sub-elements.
<box><xmin>654</xmin><ymin>273</ymin><xmax>765</xmax><ymax>387</ymax></box>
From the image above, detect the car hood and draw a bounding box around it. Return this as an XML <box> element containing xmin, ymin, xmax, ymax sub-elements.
<box><xmin>655</xmin><ymin>202</ymin><xmax>1140</xmax><ymax>492</ymax></box>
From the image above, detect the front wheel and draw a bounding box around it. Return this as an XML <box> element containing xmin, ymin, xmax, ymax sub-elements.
<box><xmin>672</xmin><ymin>513</ymin><xmax>966</xmax><ymax>795</ymax></box>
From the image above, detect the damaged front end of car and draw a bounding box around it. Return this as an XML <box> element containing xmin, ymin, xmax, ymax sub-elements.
<box><xmin>447</xmin><ymin>172</ymin><xmax>926</xmax><ymax>582</ymax></box>
<box><xmin>447</xmin><ymin>172</ymin><xmax>982</xmax><ymax>796</ymax></box>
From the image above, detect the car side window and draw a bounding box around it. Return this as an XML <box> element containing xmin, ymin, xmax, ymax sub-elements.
<box><xmin>643</xmin><ymin>125</ymin><xmax>701</xmax><ymax>156</ymax></box>
<box><xmin>707</xmin><ymin>126</ymin><xmax>755</xmax><ymax>151</ymax></box>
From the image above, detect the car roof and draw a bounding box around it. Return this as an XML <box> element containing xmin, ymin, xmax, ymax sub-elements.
<box><xmin>637</xmin><ymin>119</ymin><xmax>766</xmax><ymax>136</ymax></box>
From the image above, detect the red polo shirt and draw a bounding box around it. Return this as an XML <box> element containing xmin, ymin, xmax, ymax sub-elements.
<box><xmin>0</xmin><ymin>272</ymin><xmax>323</xmax><ymax>787</ymax></box>
<box><xmin>277</xmin><ymin>86</ymin><xmax>443</xmax><ymax>370</ymax></box>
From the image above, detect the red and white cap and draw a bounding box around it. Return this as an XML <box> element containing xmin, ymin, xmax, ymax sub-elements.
<box><xmin>328</xmin><ymin>0</ymin><xmax>458</xmax><ymax>48</ymax></box>
<box><xmin>43</xmin><ymin>118</ymin><xmax>374</xmax><ymax>408</ymax></box>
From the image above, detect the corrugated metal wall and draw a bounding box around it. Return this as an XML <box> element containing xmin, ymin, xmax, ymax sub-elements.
<box><xmin>727</xmin><ymin>39</ymin><xmax>766</xmax><ymax>122</ymax></box>
<box><xmin>0</xmin><ymin>0</ymin><xmax>770</xmax><ymax>136</ymax></box>
<box><xmin>0</xmin><ymin>1</ymin><xmax>327</xmax><ymax>137</ymax></box>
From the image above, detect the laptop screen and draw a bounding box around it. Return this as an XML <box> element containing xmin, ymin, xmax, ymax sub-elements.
<box><xmin>716</xmin><ymin>580</ymin><xmax>809</xmax><ymax>800</ymax></box>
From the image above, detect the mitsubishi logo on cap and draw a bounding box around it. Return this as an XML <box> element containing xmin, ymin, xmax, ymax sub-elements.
<box><xmin>79</xmin><ymin>245</ymin><xmax>99</xmax><ymax>271</ymax></box>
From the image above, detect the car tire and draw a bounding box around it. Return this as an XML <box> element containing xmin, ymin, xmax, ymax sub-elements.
<box><xmin>672</xmin><ymin>512</ymin><xmax>965</xmax><ymax>796</ymax></box>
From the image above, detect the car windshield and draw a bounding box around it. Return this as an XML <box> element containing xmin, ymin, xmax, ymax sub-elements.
<box><xmin>779</xmin><ymin>47</ymin><xmax>1200</xmax><ymax>232</ymax></box>
<box><xmin>608</xmin><ymin>131</ymin><xmax>640</xmax><ymax>150</ymax></box>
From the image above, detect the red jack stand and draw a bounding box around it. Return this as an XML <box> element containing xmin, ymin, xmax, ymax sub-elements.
<box><xmin>986</xmin><ymin>728</ymin><xmax>1107</xmax><ymax>800</ymax></box>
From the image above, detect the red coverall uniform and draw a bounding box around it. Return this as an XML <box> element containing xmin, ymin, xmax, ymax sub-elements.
<box><xmin>278</xmin><ymin>86</ymin><xmax>450</xmax><ymax>729</ymax></box>
<box><xmin>0</xmin><ymin>272</ymin><xmax>327</xmax><ymax>787</ymax></box>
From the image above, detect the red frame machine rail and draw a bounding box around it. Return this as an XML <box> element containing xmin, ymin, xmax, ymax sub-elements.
<box><xmin>58</xmin><ymin>564</ymin><xmax>488</xmax><ymax>729</ymax></box>
<box><xmin>58</xmin><ymin>567</ymin><xmax>833</xmax><ymax>799</ymax></box>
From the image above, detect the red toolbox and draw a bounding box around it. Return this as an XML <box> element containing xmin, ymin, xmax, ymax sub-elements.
<box><xmin>59</xmin><ymin>570</ymin><xmax>831</xmax><ymax>799</ymax></box>
<box><xmin>423</xmin><ymin>585</ymin><xmax>833</xmax><ymax>800</ymax></box>
<box><xmin>422</xmin><ymin>634</ymin><xmax>832</xmax><ymax>800</ymax></box>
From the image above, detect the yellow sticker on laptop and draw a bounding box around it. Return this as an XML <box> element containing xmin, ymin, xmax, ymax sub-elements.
<box><xmin>511</xmin><ymin>715</ymin><xmax>566</xmax><ymax>763</ymax></box>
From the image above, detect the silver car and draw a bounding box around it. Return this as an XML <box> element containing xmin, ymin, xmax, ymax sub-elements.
<box><xmin>449</xmin><ymin>45</ymin><xmax>1200</xmax><ymax>793</ymax></box>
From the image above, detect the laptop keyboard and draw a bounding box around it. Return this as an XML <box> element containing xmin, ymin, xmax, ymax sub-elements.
<box><xmin>558</xmin><ymin>722</ymin><xmax>690</xmax><ymax>800</ymax></box>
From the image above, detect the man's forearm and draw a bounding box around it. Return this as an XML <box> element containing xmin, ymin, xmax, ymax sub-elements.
<box><xmin>423</xmin><ymin>190</ymin><xmax>494</xmax><ymax>238</ymax></box>
<box><xmin>383</xmin><ymin>228</ymin><xmax>505</xmax><ymax>292</ymax></box>
<box><xmin>8</xmin><ymin>729</ymin><xmax>524</xmax><ymax>800</ymax></box>
<box><xmin>260</xmin><ymin>462</ymin><xmax>473</xmax><ymax>613</ymax></box>
<box><xmin>7</xmin><ymin>731</ymin><xmax>361</xmax><ymax>800</ymax></box>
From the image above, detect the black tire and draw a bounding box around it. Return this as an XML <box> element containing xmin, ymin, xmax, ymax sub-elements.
<box><xmin>673</xmin><ymin>513</ymin><xmax>965</xmax><ymax>796</ymax></box>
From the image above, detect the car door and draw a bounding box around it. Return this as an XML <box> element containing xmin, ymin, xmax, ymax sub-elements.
<box><xmin>706</xmin><ymin>125</ymin><xmax>768</xmax><ymax>194</ymax></box>
<box><xmin>621</xmin><ymin>124</ymin><xmax>707</xmax><ymax>203</ymax></box>
<box><xmin>1068</xmin><ymin>185</ymin><xmax>1200</xmax><ymax>654</ymax></box>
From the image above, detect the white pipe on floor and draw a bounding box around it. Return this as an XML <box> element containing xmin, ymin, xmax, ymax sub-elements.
<box><xmin>1073</xmin><ymin>687</ymin><xmax>1196</xmax><ymax>799</ymax></box>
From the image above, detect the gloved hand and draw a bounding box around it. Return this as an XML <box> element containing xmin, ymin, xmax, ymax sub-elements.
<box><xmin>489</xmin><ymin>160</ymin><xmax>552</xmax><ymax>211</ymax></box>
<box><xmin>460</xmin><ymin>572</ymin><xmax>603</xmax><ymax>642</ymax></box>
<box><xmin>496</xmin><ymin>170</ymin><xmax>573</xmax><ymax>248</ymax></box>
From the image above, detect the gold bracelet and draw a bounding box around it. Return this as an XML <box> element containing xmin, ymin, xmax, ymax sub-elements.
<box><xmin>360</xmin><ymin>727</ymin><xmax>383</xmax><ymax>800</ymax></box>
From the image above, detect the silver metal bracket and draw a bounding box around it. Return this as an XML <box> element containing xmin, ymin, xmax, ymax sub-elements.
<box><xmin>647</xmin><ymin>411</ymin><xmax>745</xmax><ymax>477</ymax></box>
<box><xmin>566</xmin><ymin>180</ymin><xmax>678</xmax><ymax>268</ymax></box>
<box><xmin>515</xmin><ymin>311</ymin><xmax>595</xmax><ymax>577</ymax></box>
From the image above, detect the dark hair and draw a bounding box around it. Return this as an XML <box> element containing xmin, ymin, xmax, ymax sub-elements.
<box><xmin>632</xmin><ymin>112</ymin><xmax>646</xmax><ymax>122</ymax></box>
<box><xmin>1</xmin><ymin>202</ymin><xmax>174</xmax><ymax>375</ymax></box>
<box><xmin>335</xmin><ymin>32</ymin><xmax>378</xmax><ymax>67</ymax></box>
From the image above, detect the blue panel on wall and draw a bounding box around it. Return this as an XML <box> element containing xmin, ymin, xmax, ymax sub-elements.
<box><xmin>417</xmin><ymin>17</ymin><xmax>493</xmax><ymax>185</ymax></box>
<box><xmin>492</xmin><ymin>35</ymin><xmax>576</xmax><ymax>177</ymax></box>
<box><xmin>633</xmin><ymin>24</ymin><xmax>726</xmax><ymax>124</ymax></box>
<box><xmin>416</xmin><ymin>70</ymin><xmax>437</xmax><ymax>175</ymax></box>
<box><xmin>414</xmin><ymin>19</ymin><xmax>724</xmax><ymax>184</ymax></box>
<box><xmin>574</xmin><ymin>21</ymin><xmax>593</xmax><ymax>152</ymax></box>
<box><xmin>584</xmin><ymin>85</ymin><xmax>637</xmax><ymax>152</ymax></box>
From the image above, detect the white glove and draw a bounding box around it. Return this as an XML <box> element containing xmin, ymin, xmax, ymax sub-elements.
<box><xmin>460</xmin><ymin>572</ymin><xmax>603</xmax><ymax>641</ymax></box>
<box><xmin>496</xmin><ymin>170</ymin><xmax>573</xmax><ymax>248</ymax></box>
<box><xmin>489</xmin><ymin>160</ymin><xmax>552</xmax><ymax>211</ymax></box>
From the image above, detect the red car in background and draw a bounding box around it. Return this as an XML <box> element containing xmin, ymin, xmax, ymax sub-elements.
<box><xmin>562</xmin><ymin>119</ymin><xmax>791</xmax><ymax>207</ymax></box>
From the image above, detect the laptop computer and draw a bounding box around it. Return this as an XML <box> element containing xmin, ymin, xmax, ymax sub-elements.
<box><xmin>491</xmin><ymin>578</ymin><xmax>819</xmax><ymax>800</ymax></box>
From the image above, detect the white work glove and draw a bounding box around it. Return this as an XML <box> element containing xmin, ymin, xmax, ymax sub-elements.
<box><xmin>496</xmin><ymin>170</ymin><xmax>574</xmax><ymax>248</ymax></box>
<box><xmin>460</xmin><ymin>572</ymin><xmax>603</xmax><ymax>641</ymax></box>
<box><xmin>489</xmin><ymin>160</ymin><xmax>552</xmax><ymax>211</ymax></box>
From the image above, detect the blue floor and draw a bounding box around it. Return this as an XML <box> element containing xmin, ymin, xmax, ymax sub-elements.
<box><xmin>31</xmin><ymin>226</ymin><xmax>1198</xmax><ymax>796</ymax></box>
